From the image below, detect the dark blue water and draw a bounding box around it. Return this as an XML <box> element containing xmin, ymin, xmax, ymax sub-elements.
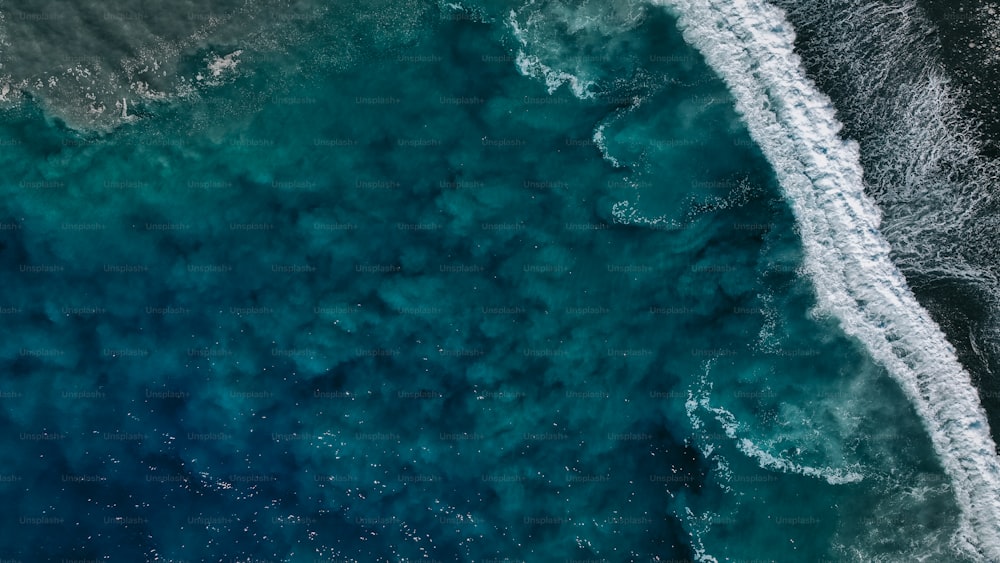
<box><xmin>0</xmin><ymin>0</ymin><xmax>993</xmax><ymax>561</ymax></box>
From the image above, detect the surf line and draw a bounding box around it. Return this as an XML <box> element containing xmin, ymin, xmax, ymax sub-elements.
<box><xmin>653</xmin><ymin>0</ymin><xmax>1000</xmax><ymax>559</ymax></box>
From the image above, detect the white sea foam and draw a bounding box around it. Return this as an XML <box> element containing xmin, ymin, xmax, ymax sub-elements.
<box><xmin>679</xmin><ymin>507</ymin><xmax>721</xmax><ymax>563</ymax></box>
<box><xmin>593</xmin><ymin>124</ymin><xmax>622</xmax><ymax>168</ymax></box>
<box><xmin>508</xmin><ymin>8</ymin><xmax>595</xmax><ymax>99</ymax></box>
<box><xmin>687</xmin><ymin>367</ymin><xmax>866</xmax><ymax>486</ymax></box>
<box><xmin>207</xmin><ymin>50</ymin><xmax>244</xmax><ymax>79</ymax></box>
<box><xmin>611</xmin><ymin>200</ymin><xmax>683</xmax><ymax>230</ymax></box>
<box><xmin>438</xmin><ymin>0</ymin><xmax>491</xmax><ymax>23</ymax></box>
<box><xmin>513</xmin><ymin>50</ymin><xmax>594</xmax><ymax>99</ymax></box>
<box><xmin>685</xmin><ymin>374</ymin><xmax>732</xmax><ymax>498</ymax></box>
<box><xmin>772</xmin><ymin>0</ymin><xmax>1000</xmax><ymax>386</ymax></box>
<box><xmin>654</xmin><ymin>0</ymin><xmax>1000</xmax><ymax>559</ymax></box>
<box><xmin>592</xmin><ymin>93</ymin><xmax>646</xmax><ymax>169</ymax></box>
<box><xmin>505</xmin><ymin>1</ymin><xmax>651</xmax><ymax>101</ymax></box>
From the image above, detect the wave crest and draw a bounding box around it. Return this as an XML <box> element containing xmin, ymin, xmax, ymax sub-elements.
<box><xmin>655</xmin><ymin>0</ymin><xmax>1000</xmax><ymax>559</ymax></box>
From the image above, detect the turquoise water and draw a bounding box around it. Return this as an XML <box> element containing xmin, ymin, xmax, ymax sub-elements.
<box><xmin>770</xmin><ymin>0</ymin><xmax>1000</xmax><ymax>443</ymax></box>
<box><xmin>0</xmin><ymin>0</ymin><xmax>991</xmax><ymax>561</ymax></box>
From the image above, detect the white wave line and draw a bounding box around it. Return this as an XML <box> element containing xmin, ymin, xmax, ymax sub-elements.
<box><xmin>688</xmin><ymin>369</ymin><xmax>866</xmax><ymax>486</ymax></box>
<box><xmin>654</xmin><ymin>0</ymin><xmax>1000</xmax><ymax>559</ymax></box>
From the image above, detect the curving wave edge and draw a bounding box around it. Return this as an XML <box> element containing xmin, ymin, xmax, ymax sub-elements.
<box><xmin>653</xmin><ymin>0</ymin><xmax>1000</xmax><ymax>559</ymax></box>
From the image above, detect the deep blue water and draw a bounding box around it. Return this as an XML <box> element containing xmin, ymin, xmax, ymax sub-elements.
<box><xmin>0</xmin><ymin>1</ymin><xmax>996</xmax><ymax>561</ymax></box>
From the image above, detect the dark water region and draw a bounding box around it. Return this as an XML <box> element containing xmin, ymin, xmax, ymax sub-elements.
<box><xmin>920</xmin><ymin>0</ymin><xmax>1000</xmax><ymax>158</ymax></box>
<box><xmin>0</xmin><ymin>0</ymin><xmax>980</xmax><ymax>560</ymax></box>
<box><xmin>772</xmin><ymin>0</ymin><xmax>1000</xmax><ymax>448</ymax></box>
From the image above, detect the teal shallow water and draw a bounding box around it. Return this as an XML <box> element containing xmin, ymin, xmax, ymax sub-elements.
<box><xmin>0</xmin><ymin>1</ymin><xmax>972</xmax><ymax>561</ymax></box>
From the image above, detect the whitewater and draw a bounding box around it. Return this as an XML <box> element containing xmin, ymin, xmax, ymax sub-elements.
<box><xmin>655</xmin><ymin>0</ymin><xmax>1000</xmax><ymax>559</ymax></box>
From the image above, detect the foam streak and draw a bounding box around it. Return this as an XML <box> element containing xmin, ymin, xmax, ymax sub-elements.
<box><xmin>654</xmin><ymin>0</ymin><xmax>1000</xmax><ymax>559</ymax></box>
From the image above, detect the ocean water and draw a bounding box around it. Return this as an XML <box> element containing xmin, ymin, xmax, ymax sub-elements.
<box><xmin>0</xmin><ymin>1</ymin><xmax>997</xmax><ymax>562</ymax></box>
<box><xmin>768</xmin><ymin>0</ymin><xmax>1000</xmax><ymax>442</ymax></box>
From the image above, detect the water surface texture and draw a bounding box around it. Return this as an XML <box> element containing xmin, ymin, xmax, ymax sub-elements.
<box><xmin>1</xmin><ymin>1</ymin><xmax>997</xmax><ymax>561</ymax></box>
